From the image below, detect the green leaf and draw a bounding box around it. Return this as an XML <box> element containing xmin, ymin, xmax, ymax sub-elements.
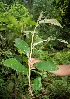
<box><xmin>34</xmin><ymin>60</ymin><xmax>59</xmax><ymax>71</ymax></box>
<box><xmin>14</xmin><ymin>38</ymin><xmax>30</xmax><ymax>57</ymax></box>
<box><xmin>3</xmin><ymin>58</ymin><xmax>28</xmax><ymax>74</ymax></box>
<box><xmin>67</xmin><ymin>44</ymin><xmax>70</xmax><ymax>48</ymax></box>
<box><xmin>8</xmin><ymin>15</ymin><xmax>18</xmax><ymax>27</ymax></box>
<box><xmin>32</xmin><ymin>77</ymin><xmax>42</xmax><ymax>90</ymax></box>
<box><xmin>39</xmin><ymin>19</ymin><xmax>62</xmax><ymax>28</ymax></box>
<box><xmin>0</xmin><ymin>24</ymin><xmax>6</xmax><ymax>30</ymax></box>
<box><xmin>55</xmin><ymin>0</ymin><xmax>59</xmax><ymax>4</ymax></box>
<box><xmin>0</xmin><ymin>17</ymin><xmax>8</xmax><ymax>22</ymax></box>
<box><xmin>0</xmin><ymin>27</ymin><xmax>6</xmax><ymax>30</ymax></box>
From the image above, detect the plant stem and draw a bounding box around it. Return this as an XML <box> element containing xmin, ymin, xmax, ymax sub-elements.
<box><xmin>28</xmin><ymin>11</ymin><xmax>43</xmax><ymax>97</ymax></box>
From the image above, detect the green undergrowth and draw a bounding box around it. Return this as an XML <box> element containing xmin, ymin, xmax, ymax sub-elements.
<box><xmin>0</xmin><ymin>1</ymin><xmax>70</xmax><ymax>99</ymax></box>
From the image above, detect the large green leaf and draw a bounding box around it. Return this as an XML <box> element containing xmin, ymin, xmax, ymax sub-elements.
<box><xmin>3</xmin><ymin>58</ymin><xmax>28</xmax><ymax>74</ymax></box>
<box><xmin>32</xmin><ymin>77</ymin><xmax>42</xmax><ymax>90</ymax></box>
<box><xmin>14</xmin><ymin>38</ymin><xmax>30</xmax><ymax>57</ymax></box>
<box><xmin>34</xmin><ymin>60</ymin><xmax>59</xmax><ymax>71</ymax></box>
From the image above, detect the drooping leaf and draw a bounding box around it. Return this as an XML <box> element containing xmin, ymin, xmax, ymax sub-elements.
<box><xmin>14</xmin><ymin>38</ymin><xmax>30</xmax><ymax>57</ymax></box>
<box><xmin>34</xmin><ymin>60</ymin><xmax>59</xmax><ymax>71</ymax></box>
<box><xmin>39</xmin><ymin>19</ymin><xmax>62</xmax><ymax>28</ymax></box>
<box><xmin>57</xmin><ymin>39</ymin><xmax>68</xmax><ymax>44</ymax></box>
<box><xmin>3</xmin><ymin>58</ymin><xmax>28</xmax><ymax>74</ymax></box>
<box><xmin>32</xmin><ymin>77</ymin><xmax>42</xmax><ymax>90</ymax></box>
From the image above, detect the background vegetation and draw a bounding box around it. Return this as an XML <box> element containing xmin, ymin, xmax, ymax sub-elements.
<box><xmin>0</xmin><ymin>0</ymin><xmax>70</xmax><ymax>98</ymax></box>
